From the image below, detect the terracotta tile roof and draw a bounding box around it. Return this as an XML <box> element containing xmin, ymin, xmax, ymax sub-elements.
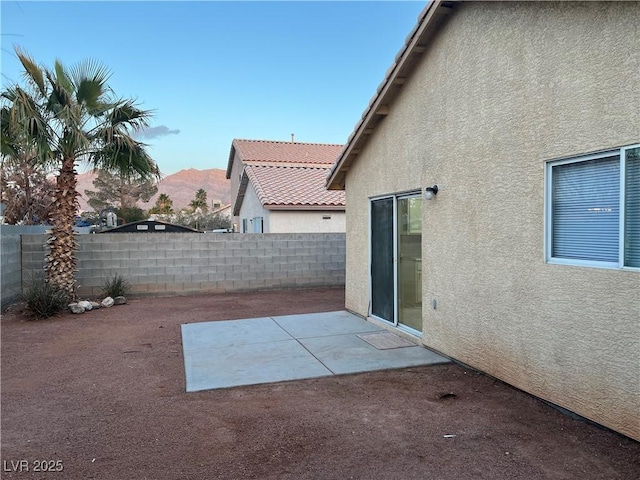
<box><xmin>228</xmin><ymin>138</ymin><xmax>346</xmax><ymax>212</ymax></box>
<box><xmin>233</xmin><ymin>139</ymin><xmax>343</xmax><ymax>166</ymax></box>
<box><xmin>245</xmin><ymin>165</ymin><xmax>345</xmax><ymax>209</ymax></box>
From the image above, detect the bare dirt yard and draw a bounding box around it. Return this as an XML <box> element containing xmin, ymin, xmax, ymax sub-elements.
<box><xmin>1</xmin><ymin>287</ymin><xmax>638</xmax><ymax>479</ymax></box>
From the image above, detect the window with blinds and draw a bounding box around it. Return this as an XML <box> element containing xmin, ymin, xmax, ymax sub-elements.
<box><xmin>546</xmin><ymin>145</ymin><xmax>640</xmax><ymax>269</ymax></box>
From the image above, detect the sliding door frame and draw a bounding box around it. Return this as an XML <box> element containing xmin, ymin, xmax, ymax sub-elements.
<box><xmin>368</xmin><ymin>190</ymin><xmax>423</xmax><ymax>335</ymax></box>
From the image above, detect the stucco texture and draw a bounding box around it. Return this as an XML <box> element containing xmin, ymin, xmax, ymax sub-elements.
<box><xmin>270</xmin><ymin>210</ymin><xmax>346</xmax><ymax>233</ymax></box>
<box><xmin>344</xmin><ymin>1</ymin><xmax>639</xmax><ymax>440</ymax></box>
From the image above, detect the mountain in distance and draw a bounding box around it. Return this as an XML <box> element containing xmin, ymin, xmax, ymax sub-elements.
<box><xmin>76</xmin><ymin>168</ymin><xmax>231</xmax><ymax>213</ymax></box>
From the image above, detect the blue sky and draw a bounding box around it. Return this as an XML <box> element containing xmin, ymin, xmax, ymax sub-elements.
<box><xmin>1</xmin><ymin>1</ymin><xmax>425</xmax><ymax>176</ymax></box>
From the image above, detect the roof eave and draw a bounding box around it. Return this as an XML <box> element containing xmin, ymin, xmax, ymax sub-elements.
<box><xmin>265</xmin><ymin>205</ymin><xmax>346</xmax><ymax>211</ymax></box>
<box><xmin>232</xmin><ymin>169</ymin><xmax>249</xmax><ymax>216</ymax></box>
<box><xmin>225</xmin><ymin>142</ymin><xmax>238</xmax><ymax>179</ymax></box>
<box><xmin>326</xmin><ymin>0</ymin><xmax>454</xmax><ymax>190</ymax></box>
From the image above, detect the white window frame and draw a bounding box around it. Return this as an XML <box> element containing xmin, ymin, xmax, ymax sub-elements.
<box><xmin>545</xmin><ymin>144</ymin><xmax>640</xmax><ymax>270</ymax></box>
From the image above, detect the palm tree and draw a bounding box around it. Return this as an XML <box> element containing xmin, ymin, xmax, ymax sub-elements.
<box><xmin>1</xmin><ymin>48</ymin><xmax>160</xmax><ymax>298</ymax></box>
<box><xmin>189</xmin><ymin>188</ymin><xmax>208</xmax><ymax>213</ymax></box>
<box><xmin>151</xmin><ymin>193</ymin><xmax>174</xmax><ymax>214</ymax></box>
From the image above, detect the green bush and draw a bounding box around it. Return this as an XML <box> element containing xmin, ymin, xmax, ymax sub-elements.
<box><xmin>101</xmin><ymin>273</ymin><xmax>131</xmax><ymax>298</ymax></box>
<box><xmin>114</xmin><ymin>207</ymin><xmax>148</xmax><ymax>224</ymax></box>
<box><xmin>22</xmin><ymin>274</ymin><xmax>69</xmax><ymax>319</ymax></box>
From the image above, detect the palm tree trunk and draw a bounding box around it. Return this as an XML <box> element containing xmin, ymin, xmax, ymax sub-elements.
<box><xmin>46</xmin><ymin>157</ymin><xmax>78</xmax><ymax>299</ymax></box>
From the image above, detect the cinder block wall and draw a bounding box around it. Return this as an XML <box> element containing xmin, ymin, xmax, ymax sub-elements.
<box><xmin>1</xmin><ymin>234</ymin><xmax>22</xmax><ymax>309</ymax></box>
<box><xmin>20</xmin><ymin>233</ymin><xmax>346</xmax><ymax>298</ymax></box>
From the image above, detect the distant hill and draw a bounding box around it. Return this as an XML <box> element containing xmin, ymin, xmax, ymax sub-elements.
<box><xmin>76</xmin><ymin>168</ymin><xmax>231</xmax><ymax>213</ymax></box>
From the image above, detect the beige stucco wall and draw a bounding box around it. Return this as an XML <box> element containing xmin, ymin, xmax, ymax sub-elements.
<box><xmin>270</xmin><ymin>210</ymin><xmax>346</xmax><ymax>233</ymax></box>
<box><xmin>344</xmin><ymin>1</ymin><xmax>639</xmax><ymax>440</ymax></box>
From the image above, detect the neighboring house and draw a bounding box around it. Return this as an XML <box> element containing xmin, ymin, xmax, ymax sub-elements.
<box><xmin>98</xmin><ymin>220</ymin><xmax>200</xmax><ymax>233</ymax></box>
<box><xmin>211</xmin><ymin>204</ymin><xmax>231</xmax><ymax>219</ymax></box>
<box><xmin>327</xmin><ymin>1</ymin><xmax>639</xmax><ymax>440</ymax></box>
<box><xmin>226</xmin><ymin>139</ymin><xmax>345</xmax><ymax>233</ymax></box>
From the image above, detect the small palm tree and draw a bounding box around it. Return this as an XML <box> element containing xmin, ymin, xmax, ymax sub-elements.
<box><xmin>189</xmin><ymin>188</ymin><xmax>208</xmax><ymax>213</ymax></box>
<box><xmin>1</xmin><ymin>47</ymin><xmax>160</xmax><ymax>297</ymax></box>
<box><xmin>150</xmin><ymin>192</ymin><xmax>174</xmax><ymax>214</ymax></box>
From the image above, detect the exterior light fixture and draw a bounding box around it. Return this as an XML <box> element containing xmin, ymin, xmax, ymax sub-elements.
<box><xmin>424</xmin><ymin>185</ymin><xmax>439</xmax><ymax>200</ymax></box>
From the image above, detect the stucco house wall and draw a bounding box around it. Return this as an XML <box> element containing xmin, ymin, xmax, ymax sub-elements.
<box><xmin>270</xmin><ymin>211</ymin><xmax>346</xmax><ymax>234</ymax></box>
<box><xmin>343</xmin><ymin>1</ymin><xmax>639</xmax><ymax>440</ymax></box>
<box><xmin>238</xmin><ymin>182</ymin><xmax>270</xmax><ymax>233</ymax></box>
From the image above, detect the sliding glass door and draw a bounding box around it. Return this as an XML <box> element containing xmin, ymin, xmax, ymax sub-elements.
<box><xmin>397</xmin><ymin>196</ymin><xmax>422</xmax><ymax>331</ymax></box>
<box><xmin>370</xmin><ymin>197</ymin><xmax>394</xmax><ymax>322</ymax></box>
<box><xmin>370</xmin><ymin>193</ymin><xmax>423</xmax><ymax>334</ymax></box>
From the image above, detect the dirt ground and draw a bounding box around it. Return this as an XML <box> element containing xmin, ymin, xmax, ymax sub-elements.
<box><xmin>1</xmin><ymin>287</ymin><xmax>638</xmax><ymax>480</ymax></box>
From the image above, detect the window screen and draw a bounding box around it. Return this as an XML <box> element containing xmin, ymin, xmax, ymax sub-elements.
<box><xmin>551</xmin><ymin>155</ymin><xmax>620</xmax><ymax>263</ymax></box>
<box><xmin>624</xmin><ymin>147</ymin><xmax>640</xmax><ymax>267</ymax></box>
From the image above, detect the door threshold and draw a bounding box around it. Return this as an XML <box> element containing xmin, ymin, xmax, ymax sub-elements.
<box><xmin>365</xmin><ymin>316</ymin><xmax>422</xmax><ymax>346</ymax></box>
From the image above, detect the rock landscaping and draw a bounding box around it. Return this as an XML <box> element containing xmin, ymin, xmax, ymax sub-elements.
<box><xmin>68</xmin><ymin>296</ymin><xmax>126</xmax><ymax>314</ymax></box>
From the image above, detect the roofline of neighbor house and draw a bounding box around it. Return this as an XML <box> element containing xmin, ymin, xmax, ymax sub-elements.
<box><xmin>233</xmin><ymin>166</ymin><xmax>346</xmax><ymax>215</ymax></box>
<box><xmin>232</xmin><ymin>168</ymin><xmax>249</xmax><ymax>216</ymax></box>
<box><xmin>264</xmin><ymin>205</ymin><xmax>345</xmax><ymax>212</ymax></box>
<box><xmin>243</xmin><ymin>161</ymin><xmax>335</xmax><ymax>169</ymax></box>
<box><xmin>326</xmin><ymin>0</ymin><xmax>455</xmax><ymax>190</ymax></box>
<box><xmin>225</xmin><ymin>144</ymin><xmax>237</xmax><ymax>179</ymax></box>
<box><xmin>226</xmin><ymin>138</ymin><xmax>344</xmax><ymax>179</ymax></box>
<box><xmin>98</xmin><ymin>219</ymin><xmax>200</xmax><ymax>233</ymax></box>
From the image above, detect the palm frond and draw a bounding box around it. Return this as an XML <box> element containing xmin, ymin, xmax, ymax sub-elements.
<box><xmin>3</xmin><ymin>88</ymin><xmax>55</xmax><ymax>167</ymax></box>
<box><xmin>44</xmin><ymin>70</ymin><xmax>73</xmax><ymax>111</ymax></box>
<box><xmin>70</xmin><ymin>58</ymin><xmax>111</xmax><ymax>96</ymax></box>
<box><xmin>12</xmin><ymin>87</ymin><xmax>49</xmax><ymax>139</ymax></box>
<box><xmin>69</xmin><ymin>59</ymin><xmax>114</xmax><ymax>119</ymax></box>
<box><xmin>109</xmin><ymin>99</ymin><xmax>153</xmax><ymax>131</ymax></box>
<box><xmin>59</xmin><ymin>126</ymin><xmax>91</xmax><ymax>162</ymax></box>
<box><xmin>1</xmin><ymin>88</ymin><xmax>18</xmax><ymax>103</ymax></box>
<box><xmin>53</xmin><ymin>60</ymin><xmax>74</xmax><ymax>95</ymax></box>
<box><xmin>89</xmin><ymin>137</ymin><xmax>160</xmax><ymax>182</ymax></box>
<box><xmin>89</xmin><ymin>100</ymin><xmax>115</xmax><ymax>118</ymax></box>
<box><xmin>1</xmin><ymin>106</ymin><xmax>20</xmax><ymax>157</ymax></box>
<box><xmin>76</xmin><ymin>78</ymin><xmax>107</xmax><ymax>113</ymax></box>
<box><xmin>15</xmin><ymin>47</ymin><xmax>47</xmax><ymax>98</ymax></box>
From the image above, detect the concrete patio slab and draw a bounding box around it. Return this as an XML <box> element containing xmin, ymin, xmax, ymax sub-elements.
<box><xmin>182</xmin><ymin>311</ymin><xmax>450</xmax><ymax>392</ymax></box>
<box><xmin>182</xmin><ymin>316</ymin><xmax>292</xmax><ymax>350</ymax></box>
<box><xmin>273</xmin><ymin>310</ymin><xmax>381</xmax><ymax>338</ymax></box>
<box><xmin>184</xmin><ymin>339</ymin><xmax>333</xmax><ymax>391</ymax></box>
<box><xmin>299</xmin><ymin>334</ymin><xmax>450</xmax><ymax>375</ymax></box>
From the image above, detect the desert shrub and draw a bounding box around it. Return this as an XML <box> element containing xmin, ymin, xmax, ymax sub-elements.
<box><xmin>21</xmin><ymin>274</ymin><xmax>69</xmax><ymax>319</ymax></box>
<box><xmin>101</xmin><ymin>273</ymin><xmax>131</xmax><ymax>298</ymax></box>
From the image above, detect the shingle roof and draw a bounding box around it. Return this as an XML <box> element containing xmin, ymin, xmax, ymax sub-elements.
<box><xmin>245</xmin><ymin>165</ymin><xmax>345</xmax><ymax>209</ymax></box>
